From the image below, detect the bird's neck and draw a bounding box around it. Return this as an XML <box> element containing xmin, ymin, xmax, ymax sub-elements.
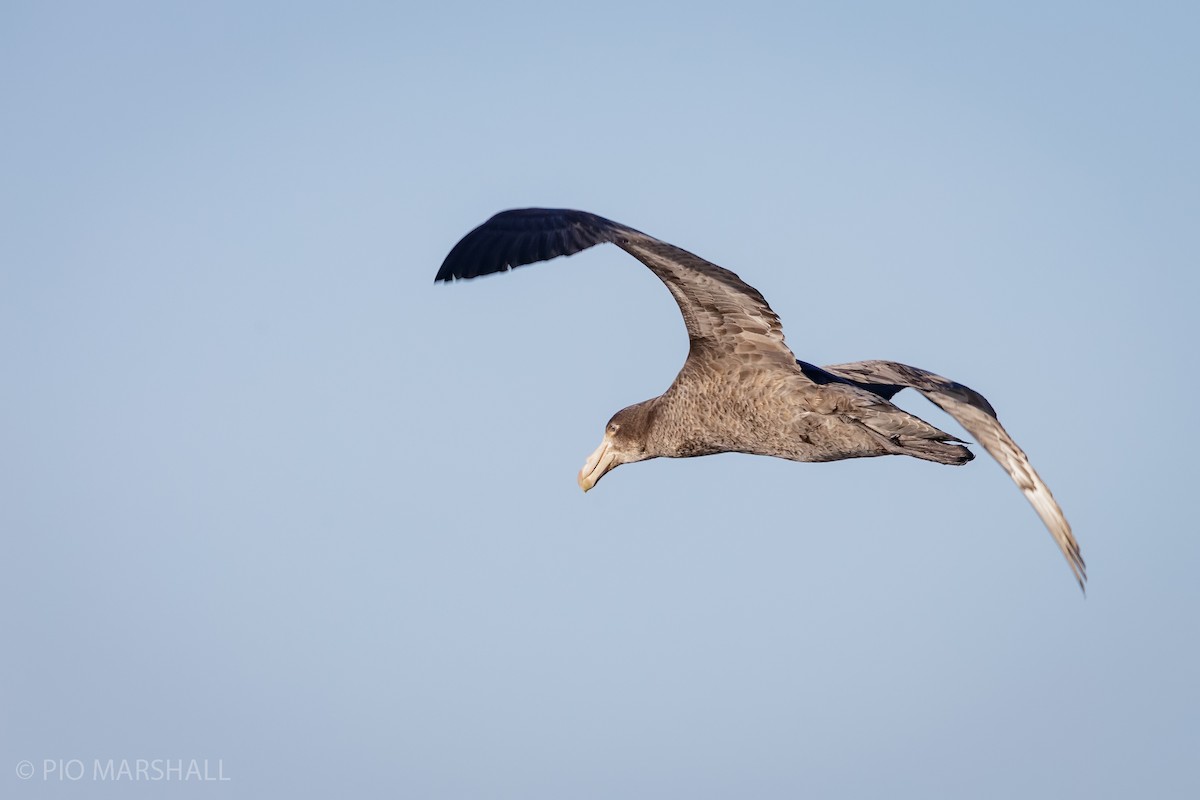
<box><xmin>643</xmin><ymin>390</ymin><xmax>729</xmax><ymax>459</ymax></box>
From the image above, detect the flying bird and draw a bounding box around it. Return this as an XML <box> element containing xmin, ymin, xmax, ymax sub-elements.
<box><xmin>436</xmin><ymin>208</ymin><xmax>1085</xmax><ymax>590</ymax></box>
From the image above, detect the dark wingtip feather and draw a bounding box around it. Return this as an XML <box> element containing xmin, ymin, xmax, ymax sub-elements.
<box><xmin>435</xmin><ymin>208</ymin><xmax>627</xmax><ymax>283</ymax></box>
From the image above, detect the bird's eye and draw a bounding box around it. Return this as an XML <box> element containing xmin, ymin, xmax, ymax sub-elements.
<box><xmin>607</xmin><ymin>423</ymin><xmax>619</xmax><ymax>435</ymax></box>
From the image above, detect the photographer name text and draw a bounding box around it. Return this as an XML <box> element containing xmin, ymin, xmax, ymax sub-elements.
<box><xmin>16</xmin><ymin>758</ymin><xmax>229</xmax><ymax>782</ymax></box>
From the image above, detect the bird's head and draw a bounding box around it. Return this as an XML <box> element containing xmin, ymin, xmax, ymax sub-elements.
<box><xmin>577</xmin><ymin>401</ymin><xmax>660</xmax><ymax>492</ymax></box>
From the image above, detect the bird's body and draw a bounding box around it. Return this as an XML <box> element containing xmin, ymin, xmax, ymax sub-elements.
<box><xmin>636</xmin><ymin>364</ymin><xmax>969</xmax><ymax>465</ymax></box>
<box><xmin>436</xmin><ymin>208</ymin><xmax>1085</xmax><ymax>590</ymax></box>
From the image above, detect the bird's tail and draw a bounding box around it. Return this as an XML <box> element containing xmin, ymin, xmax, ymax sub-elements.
<box><xmin>891</xmin><ymin>435</ymin><xmax>975</xmax><ymax>466</ymax></box>
<box><xmin>855</xmin><ymin>403</ymin><xmax>976</xmax><ymax>466</ymax></box>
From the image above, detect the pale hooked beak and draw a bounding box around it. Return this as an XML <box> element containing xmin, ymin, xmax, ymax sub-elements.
<box><xmin>578</xmin><ymin>437</ymin><xmax>617</xmax><ymax>492</ymax></box>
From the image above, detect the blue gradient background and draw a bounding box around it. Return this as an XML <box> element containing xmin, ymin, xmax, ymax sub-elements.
<box><xmin>2</xmin><ymin>2</ymin><xmax>1196</xmax><ymax>798</ymax></box>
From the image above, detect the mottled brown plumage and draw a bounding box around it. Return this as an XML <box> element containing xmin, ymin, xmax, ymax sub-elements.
<box><xmin>436</xmin><ymin>208</ymin><xmax>1085</xmax><ymax>590</ymax></box>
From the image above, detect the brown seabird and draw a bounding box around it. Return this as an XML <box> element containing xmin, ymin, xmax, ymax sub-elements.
<box><xmin>436</xmin><ymin>208</ymin><xmax>1086</xmax><ymax>590</ymax></box>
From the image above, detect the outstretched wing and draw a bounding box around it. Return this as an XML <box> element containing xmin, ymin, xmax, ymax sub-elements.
<box><xmin>436</xmin><ymin>208</ymin><xmax>798</xmax><ymax>368</ymax></box>
<box><xmin>822</xmin><ymin>359</ymin><xmax>1085</xmax><ymax>591</ymax></box>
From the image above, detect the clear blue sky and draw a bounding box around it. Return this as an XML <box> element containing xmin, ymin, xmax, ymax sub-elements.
<box><xmin>2</xmin><ymin>2</ymin><xmax>1196</xmax><ymax>798</ymax></box>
